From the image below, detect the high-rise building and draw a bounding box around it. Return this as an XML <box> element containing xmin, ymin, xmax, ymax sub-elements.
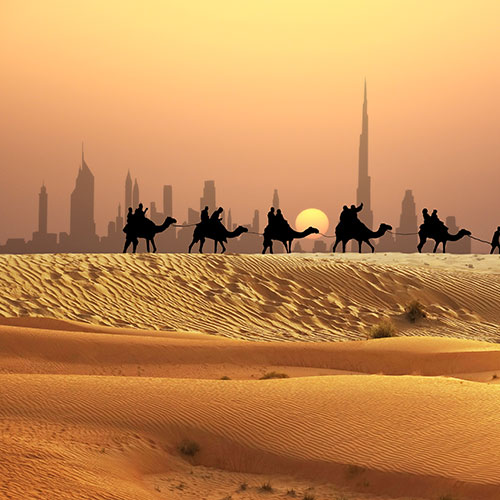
<box><xmin>227</xmin><ymin>209</ymin><xmax>233</xmax><ymax>231</ymax></box>
<box><xmin>252</xmin><ymin>209</ymin><xmax>260</xmax><ymax>233</ymax></box>
<box><xmin>272</xmin><ymin>189</ymin><xmax>280</xmax><ymax>209</ymax></box>
<box><xmin>356</xmin><ymin>80</ymin><xmax>373</xmax><ymax>229</ymax></box>
<box><xmin>163</xmin><ymin>185</ymin><xmax>173</xmax><ymax>216</ymax></box>
<box><xmin>69</xmin><ymin>146</ymin><xmax>96</xmax><ymax>248</ymax></box>
<box><xmin>200</xmin><ymin>180</ymin><xmax>216</xmax><ymax>212</ymax></box>
<box><xmin>396</xmin><ymin>190</ymin><xmax>418</xmax><ymax>253</ymax></box>
<box><xmin>132</xmin><ymin>179</ymin><xmax>139</xmax><ymax>208</ymax></box>
<box><xmin>38</xmin><ymin>183</ymin><xmax>48</xmax><ymax>234</ymax></box>
<box><xmin>125</xmin><ymin>170</ymin><xmax>132</xmax><ymax>210</ymax></box>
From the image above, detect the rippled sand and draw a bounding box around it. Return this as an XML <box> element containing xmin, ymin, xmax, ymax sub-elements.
<box><xmin>1</xmin><ymin>253</ymin><xmax>499</xmax><ymax>500</ymax></box>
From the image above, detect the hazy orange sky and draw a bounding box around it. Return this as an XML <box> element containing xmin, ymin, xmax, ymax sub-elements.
<box><xmin>0</xmin><ymin>0</ymin><xmax>499</xmax><ymax>247</ymax></box>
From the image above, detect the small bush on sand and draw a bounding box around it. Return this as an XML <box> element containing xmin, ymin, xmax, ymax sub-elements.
<box><xmin>238</xmin><ymin>482</ymin><xmax>248</xmax><ymax>491</ymax></box>
<box><xmin>367</xmin><ymin>319</ymin><xmax>397</xmax><ymax>339</ymax></box>
<box><xmin>178</xmin><ymin>439</ymin><xmax>200</xmax><ymax>457</ymax></box>
<box><xmin>259</xmin><ymin>371</ymin><xmax>289</xmax><ymax>380</ymax></box>
<box><xmin>286</xmin><ymin>489</ymin><xmax>296</xmax><ymax>497</ymax></box>
<box><xmin>220</xmin><ymin>375</ymin><xmax>231</xmax><ymax>380</ymax></box>
<box><xmin>259</xmin><ymin>481</ymin><xmax>273</xmax><ymax>492</ymax></box>
<box><xmin>405</xmin><ymin>300</ymin><xmax>426</xmax><ymax>323</ymax></box>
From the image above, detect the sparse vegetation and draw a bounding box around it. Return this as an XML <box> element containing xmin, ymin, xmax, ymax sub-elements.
<box><xmin>405</xmin><ymin>300</ymin><xmax>427</xmax><ymax>323</ymax></box>
<box><xmin>286</xmin><ymin>489</ymin><xmax>297</xmax><ymax>497</ymax></box>
<box><xmin>178</xmin><ymin>439</ymin><xmax>200</xmax><ymax>457</ymax></box>
<box><xmin>303</xmin><ymin>493</ymin><xmax>316</xmax><ymax>500</ymax></box>
<box><xmin>259</xmin><ymin>371</ymin><xmax>289</xmax><ymax>380</ymax></box>
<box><xmin>238</xmin><ymin>482</ymin><xmax>248</xmax><ymax>491</ymax></box>
<box><xmin>492</xmin><ymin>373</ymin><xmax>498</xmax><ymax>380</ymax></box>
<box><xmin>367</xmin><ymin>319</ymin><xmax>397</xmax><ymax>339</ymax></box>
<box><xmin>220</xmin><ymin>375</ymin><xmax>231</xmax><ymax>380</ymax></box>
<box><xmin>347</xmin><ymin>464</ymin><xmax>365</xmax><ymax>476</ymax></box>
<box><xmin>259</xmin><ymin>481</ymin><xmax>273</xmax><ymax>492</ymax></box>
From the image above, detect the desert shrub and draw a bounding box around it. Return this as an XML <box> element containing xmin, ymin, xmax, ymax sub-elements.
<box><xmin>286</xmin><ymin>489</ymin><xmax>297</xmax><ymax>497</ymax></box>
<box><xmin>220</xmin><ymin>375</ymin><xmax>231</xmax><ymax>380</ymax></box>
<box><xmin>259</xmin><ymin>371</ymin><xmax>289</xmax><ymax>380</ymax></box>
<box><xmin>178</xmin><ymin>439</ymin><xmax>200</xmax><ymax>457</ymax></box>
<box><xmin>259</xmin><ymin>481</ymin><xmax>273</xmax><ymax>492</ymax></box>
<box><xmin>405</xmin><ymin>300</ymin><xmax>426</xmax><ymax>322</ymax></box>
<box><xmin>238</xmin><ymin>482</ymin><xmax>248</xmax><ymax>491</ymax></box>
<box><xmin>367</xmin><ymin>319</ymin><xmax>397</xmax><ymax>339</ymax></box>
<box><xmin>303</xmin><ymin>494</ymin><xmax>315</xmax><ymax>500</ymax></box>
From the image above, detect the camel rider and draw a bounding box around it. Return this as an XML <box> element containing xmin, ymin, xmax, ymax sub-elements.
<box><xmin>210</xmin><ymin>207</ymin><xmax>224</xmax><ymax>232</ymax></box>
<box><xmin>200</xmin><ymin>206</ymin><xmax>209</xmax><ymax>225</ymax></box>
<box><xmin>267</xmin><ymin>207</ymin><xmax>276</xmax><ymax>227</ymax></box>
<box><xmin>275</xmin><ymin>209</ymin><xmax>290</xmax><ymax>231</ymax></box>
<box><xmin>430</xmin><ymin>209</ymin><xmax>448</xmax><ymax>233</ymax></box>
<box><xmin>491</xmin><ymin>226</ymin><xmax>500</xmax><ymax>254</ymax></box>
<box><xmin>126</xmin><ymin>207</ymin><xmax>134</xmax><ymax>224</ymax></box>
<box><xmin>134</xmin><ymin>203</ymin><xmax>148</xmax><ymax>219</ymax></box>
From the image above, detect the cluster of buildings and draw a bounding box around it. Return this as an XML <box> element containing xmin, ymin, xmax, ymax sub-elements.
<box><xmin>0</xmin><ymin>83</ymin><xmax>471</xmax><ymax>254</ymax></box>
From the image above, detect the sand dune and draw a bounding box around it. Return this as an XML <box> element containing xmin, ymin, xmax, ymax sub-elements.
<box><xmin>0</xmin><ymin>253</ymin><xmax>499</xmax><ymax>341</ymax></box>
<box><xmin>1</xmin><ymin>253</ymin><xmax>499</xmax><ymax>499</ymax></box>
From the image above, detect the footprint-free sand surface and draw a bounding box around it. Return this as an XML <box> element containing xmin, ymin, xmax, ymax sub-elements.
<box><xmin>0</xmin><ymin>253</ymin><xmax>499</xmax><ymax>500</ymax></box>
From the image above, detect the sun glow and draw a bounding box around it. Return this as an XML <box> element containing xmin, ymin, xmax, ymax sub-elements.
<box><xmin>295</xmin><ymin>209</ymin><xmax>329</xmax><ymax>239</ymax></box>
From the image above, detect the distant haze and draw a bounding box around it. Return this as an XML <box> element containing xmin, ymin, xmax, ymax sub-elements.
<box><xmin>0</xmin><ymin>1</ymin><xmax>499</xmax><ymax>245</ymax></box>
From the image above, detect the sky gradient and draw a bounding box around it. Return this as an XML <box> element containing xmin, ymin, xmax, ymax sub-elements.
<box><xmin>0</xmin><ymin>0</ymin><xmax>499</xmax><ymax>247</ymax></box>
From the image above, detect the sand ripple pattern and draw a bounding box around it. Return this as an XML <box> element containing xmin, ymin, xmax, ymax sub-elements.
<box><xmin>0</xmin><ymin>253</ymin><xmax>498</xmax><ymax>341</ymax></box>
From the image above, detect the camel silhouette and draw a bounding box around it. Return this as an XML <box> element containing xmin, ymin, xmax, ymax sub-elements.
<box><xmin>417</xmin><ymin>227</ymin><xmax>471</xmax><ymax>253</ymax></box>
<box><xmin>332</xmin><ymin>222</ymin><xmax>392</xmax><ymax>253</ymax></box>
<box><xmin>262</xmin><ymin>226</ymin><xmax>319</xmax><ymax>254</ymax></box>
<box><xmin>123</xmin><ymin>216</ymin><xmax>176</xmax><ymax>253</ymax></box>
<box><xmin>188</xmin><ymin>224</ymin><xmax>248</xmax><ymax>253</ymax></box>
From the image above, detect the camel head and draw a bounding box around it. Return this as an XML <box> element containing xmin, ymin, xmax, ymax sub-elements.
<box><xmin>305</xmin><ymin>226</ymin><xmax>320</xmax><ymax>236</ymax></box>
<box><xmin>458</xmin><ymin>229</ymin><xmax>471</xmax><ymax>237</ymax></box>
<box><xmin>232</xmin><ymin>225</ymin><xmax>249</xmax><ymax>237</ymax></box>
<box><xmin>379</xmin><ymin>223</ymin><xmax>392</xmax><ymax>233</ymax></box>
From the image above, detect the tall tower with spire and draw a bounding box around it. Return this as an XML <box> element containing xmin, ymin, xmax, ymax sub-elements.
<box><xmin>356</xmin><ymin>80</ymin><xmax>373</xmax><ymax>229</ymax></box>
<box><xmin>132</xmin><ymin>179</ymin><xmax>139</xmax><ymax>208</ymax></box>
<box><xmin>272</xmin><ymin>189</ymin><xmax>280</xmax><ymax>209</ymax></box>
<box><xmin>70</xmin><ymin>144</ymin><xmax>97</xmax><ymax>248</ymax></box>
<box><xmin>125</xmin><ymin>171</ymin><xmax>132</xmax><ymax>210</ymax></box>
<box><xmin>38</xmin><ymin>183</ymin><xmax>48</xmax><ymax>235</ymax></box>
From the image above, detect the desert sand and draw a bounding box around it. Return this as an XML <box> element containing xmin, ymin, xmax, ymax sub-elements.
<box><xmin>0</xmin><ymin>253</ymin><xmax>499</xmax><ymax>500</ymax></box>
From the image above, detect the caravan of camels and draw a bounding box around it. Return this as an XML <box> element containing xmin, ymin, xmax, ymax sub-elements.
<box><xmin>122</xmin><ymin>201</ymin><xmax>499</xmax><ymax>255</ymax></box>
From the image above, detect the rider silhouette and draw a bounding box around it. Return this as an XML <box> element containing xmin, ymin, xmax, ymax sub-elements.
<box><xmin>200</xmin><ymin>206</ymin><xmax>209</xmax><ymax>224</ymax></box>
<box><xmin>430</xmin><ymin>209</ymin><xmax>448</xmax><ymax>232</ymax></box>
<box><xmin>267</xmin><ymin>207</ymin><xmax>276</xmax><ymax>227</ymax></box>
<box><xmin>134</xmin><ymin>203</ymin><xmax>148</xmax><ymax>219</ymax></box>
<box><xmin>126</xmin><ymin>207</ymin><xmax>134</xmax><ymax>224</ymax></box>
<box><xmin>275</xmin><ymin>209</ymin><xmax>290</xmax><ymax>230</ymax></box>
<box><xmin>491</xmin><ymin>226</ymin><xmax>500</xmax><ymax>254</ymax></box>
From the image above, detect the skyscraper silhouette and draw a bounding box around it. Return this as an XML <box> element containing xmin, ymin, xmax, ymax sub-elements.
<box><xmin>69</xmin><ymin>145</ymin><xmax>97</xmax><ymax>249</ymax></box>
<box><xmin>200</xmin><ymin>180</ymin><xmax>216</xmax><ymax>212</ymax></box>
<box><xmin>38</xmin><ymin>183</ymin><xmax>48</xmax><ymax>235</ymax></box>
<box><xmin>356</xmin><ymin>80</ymin><xmax>373</xmax><ymax>229</ymax></box>
<box><xmin>163</xmin><ymin>185</ymin><xmax>173</xmax><ymax>216</ymax></box>
<box><xmin>273</xmin><ymin>189</ymin><xmax>280</xmax><ymax>209</ymax></box>
<box><xmin>133</xmin><ymin>179</ymin><xmax>139</xmax><ymax>208</ymax></box>
<box><xmin>396</xmin><ymin>190</ymin><xmax>418</xmax><ymax>252</ymax></box>
<box><xmin>125</xmin><ymin>170</ymin><xmax>132</xmax><ymax>210</ymax></box>
<box><xmin>227</xmin><ymin>209</ymin><xmax>233</xmax><ymax>231</ymax></box>
<box><xmin>252</xmin><ymin>209</ymin><xmax>260</xmax><ymax>233</ymax></box>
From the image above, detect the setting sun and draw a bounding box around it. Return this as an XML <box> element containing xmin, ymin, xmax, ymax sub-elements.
<box><xmin>295</xmin><ymin>208</ymin><xmax>329</xmax><ymax>239</ymax></box>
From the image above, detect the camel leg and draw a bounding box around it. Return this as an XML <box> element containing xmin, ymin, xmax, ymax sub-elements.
<box><xmin>358</xmin><ymin>240</ymin><xmax>363</xmax><ymax>253</ymax></box>
<box><xmin>433</xmin><ymin>240</ymin><xmax>439</xmax><ymax>253</ymax></box>
<box><xmin>221</xmin><ymin>242</ymin><xmax>226</xmax><ymax>254</ymax></box>
<box><xmin>417</xmin><ymin>234</ymin><xmax>426</xmax><ymax>253</ymax></box>
<box><xmin>214</xmin><ymin>241</ymin><xmax>218</xmax><ymax>253</ymax></box>
<box><xmin>332</xmin><ymin>238</ymin><xmax>339</xmax><ymax>253</ymax></box>
<box><xmin>269</xmin><ymin>241</ymin><xmax>274</xmax><ymax>254</ymax></box>
<box><xmin>287</xmin><ymin>240</ymin><xmax>292</xmax><ymax>253</ymax></box>
<box><xmin>366</xmin><ymin>240</ymin><xmax>375</xmax><ymax>253</ymax></box>
<box><xmin>199</xmin><ymin>238</ymin><xmax>205</xmax><ymax>253</ymax></box>
<box><xmin>262</xmin><ymin>238</ymin><xmax>271</xmax><ymax>254</ymax></box>
<box><xmin>132</xmin><ymin>239</ymin><xmax>138</xmax><ymax>253</ymax></box>
<box><xmin>123</xmin><ymin>238</ymin><xmax>131</xmax><ymax>253</ymax></box>
<box><xmin>151</xmin><ymin>238</ymin><xmax>157</xmax><ymax>253</ymax></box>
<box><xmin>342</xmin><ymin>241</ymin><xmax>346</xmax><ymax>253</ymax></box>
<box><xmin>188</xmin><ymin>237</ymin><xmax>198</xmax><ymax>253</ymax></box>
<box><xmin>146</xmin><ymin>239</ymin><xmax>150</xmax><ymax>253</ymax></box>
<box><xmin>442</xmin><ymin>241</ymin><xmax>446</xmax><ymax>254</ymax></box>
